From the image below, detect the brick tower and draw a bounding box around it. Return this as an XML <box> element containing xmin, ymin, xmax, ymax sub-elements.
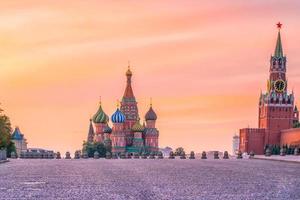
<box><xmin>120</xmin><ymin>64</ymin><xmax>139</xmax><ymax>146</ymax></box>
<box><xmin>258</xmin><ymin>22</ymin><xmax>295</xmax><ymax>146</ymax></box>
<box><xmin>239</xmin><ymin>23</ymin><xmax>299</xmax><ymax>154</ymax></box>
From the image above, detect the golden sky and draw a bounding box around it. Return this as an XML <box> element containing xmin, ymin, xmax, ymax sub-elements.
<box><xmin>1</xmin><ymin>1</ymin><xmax>300</xmax><ymax>154</ymax></box>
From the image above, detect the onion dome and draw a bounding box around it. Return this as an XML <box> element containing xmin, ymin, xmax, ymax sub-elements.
<box><xmin>126</xmin><ymin>66</ymin><xmax>132</xmax><ymax>76</ymax></box>
<box><xmin>11</xmin><ymin>127</ymin><xmax>24</xmax><ymax>140</ymax></box>
<box><xmin>103</xmin><ymin>125</ymin><xmax>112</xmax><ymax>134</ymax></box>
<box><xmin>145</xmin><ymin>106</ymin><xmax>157</xmax><ymax>121</ymax></box>
<box><xmin>111</xmin><ymin>108</ymin><xmax>126</xmax><ymax>123</ymax></box>
<box><xmin>132</xmin><ymin>119</ymin><xmax>144</xmax><ymax>132</ymax></box>
<box><xmin>93</xmin><ymin>104</ymin><xmax>109</xmax><ymax>124</ymax></box>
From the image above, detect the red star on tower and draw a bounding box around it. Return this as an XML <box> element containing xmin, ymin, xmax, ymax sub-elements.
<box><xmin>277</xmin><ymin>22</ymin><xmax>282</xmax><ymax>29</ymax></box>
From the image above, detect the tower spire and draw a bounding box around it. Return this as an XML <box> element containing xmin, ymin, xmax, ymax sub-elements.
<box><xmin>123</xmin><ymin>63</ymin><xmax>135</xmax><ymax>99</ymax></box>
<box><xmin>87</xmin><ymin>118</ymin><xmax>95</xmax><ymax>143</ymax></box>
<box><xmin>274</xmin><ymin>22</ymin><xmax>283</xmax><ymax>58</ymax></box>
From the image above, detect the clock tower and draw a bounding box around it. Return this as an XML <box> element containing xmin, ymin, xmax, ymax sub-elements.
<box><xmin>258</xmin><ymin>23</ymin><xmax>295</xmax><ymax>145</ymax></box>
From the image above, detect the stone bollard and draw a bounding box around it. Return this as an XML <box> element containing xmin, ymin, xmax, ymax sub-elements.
<box><xmin>249</xmin><ymin>151</ymin><xmax>255</xmax><ymax>159</ymax></box>
<box><xmin>106</xmin><ymin>152</ymin><xmax>112</xmax><ymax>159</ymax></box>
<box><xmin>94</xmin><ymin>151</ymin><xmax>100</xmax><ymax>159</ymax></box>
<box><xmin>141</xmin><ymin>152</ymin><xmax>147</xmax><ymax>159</ymax></box>
<box><xmin>180</xmin><ymin>151</ymin><xmax>186</xmax><ymax>159</ymax></box>
<box><xmin>157</xmin><ymin>151</ymin><xmax>164</xmax><ymax>159</ymax></box>
<box><xmin>56</xmin><ymin>152</ymin><xmax>61</xmax><ymax>159</ymax></box>
<box><xmin>214</xmin><ymin>151</ymin><xmax>219</xmax><ymax>159</ymax></box>
<box><xmin>112</xmin><ymin>153</ymin><xmax>118</xmax><ymax>159</ymax></box>
<box><xmin>189</xmin><ymin>151</ymin><xmax>195</xmax><ymax>159</ymax></box>
<box><xmin>237</xmin><ymin>150</ymin><xmax>243</xmax><ymax>159</ymax></box>
<box><xmin>223</xmin><ymin>151</ymin><xmax>229</xmax><ymax>159</ymax></box>
<box><xmin>169</xmin><ymin>151</ymin><xmax>175</xmax><ymax>159</ymax></box>
<box><xmin>265</xmin><ymin>148</ymin><xmax>271</xmax><ymax>157</ymax></box>
<box><xmin>280</xmin><ymin>148</ymin><xmax>286</xmax><ymax>156</ymax></box>
<box><xmin>149</xmin><ymin>152</ymin><xmax>155</xmax><ymax>159</ymax></box>
<box><xmin>201</xmin><ymin>151</ymin><xmax>207</xmax><ymax>159</ymax></box>
<box><xmin>120</xmin><ymin>152</ymin><xmax>126</xmax><ymax>159</ymax></box>
<box><xmin>10</xmin><ymin>152</ymin><xmax>17</xmax><ymax>159</ymax></box>
<box><xmin>134</xmin><ymin>153</ymin><xmax>140</xmax><ymax>159</ymax></box>
<box><xmin>74</xmin><ymin>151</ymin><xmax>81</xmax><ymax>159</ymax></box>
<box><xmin>65</xmin><ymin>152</ymin><xmax>71</xmax><ymax>159</ymax></box>
<box><xmin>294</xmin><ymin>148</ymin><xmax>299</xmax><ymax>156</ymax></box>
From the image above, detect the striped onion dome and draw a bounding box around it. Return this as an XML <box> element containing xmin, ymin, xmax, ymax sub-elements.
<box><xmin>103</xmin><ymin>125</ymin><xmax>112</xmax><ymax>134</ymax></box>
<box><xmin>93</xmin><ymin>104</ymin><xmax>109</xmax><ymax>124</ymax></box>
<box><xmin>132</xmin><ymin>119</ymin><xmax>144</xmax><ymax>132</ymax></box>
<box><xmin>145</xmin><ymin>106</ymin><xmax>157</xmax><ymax>121</ymax></box>
<box><xmin>111</xmin><ymin>108</ymin><xmax>125</xmax><ymax>123</ymax></box>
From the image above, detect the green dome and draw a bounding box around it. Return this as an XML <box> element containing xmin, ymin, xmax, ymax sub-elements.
<box><xmin>93</xmin><ymin>104</ymin><xmax>109</xmax><ymax>124</ymax></box>
<box><xmin>131</xmin><ymin>119</ymin><xmax>144</xmax><ymax>132</ymax></box>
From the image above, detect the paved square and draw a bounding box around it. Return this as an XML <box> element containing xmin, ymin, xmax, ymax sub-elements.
<box><xmin>0</xmin><ymin>159</ymin><xmax>299</xmax><ymax>200</ymax></box>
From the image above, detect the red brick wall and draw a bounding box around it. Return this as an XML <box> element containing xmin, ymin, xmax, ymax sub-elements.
<box><xmin>280</xmin><ymin>128</ymin><xmax>300</xmax><ymax>146</ymax></box>
<box><xmin>239</xmin><ymin>128</ymin><xmax>265</xmax><ymax>155</ymax></box>
<box><xmin>259</xmin><ymin>105</ymin><xmax>294</xmax><ymax>145</ymax></box>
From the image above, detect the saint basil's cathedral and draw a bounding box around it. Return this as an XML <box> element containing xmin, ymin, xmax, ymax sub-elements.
<box><xmin>86</xmin><ymin>66</ymin><xmax>159</xmax><ymax>153</ymax></box>
<box><xmin>239</xmin><ymin>23</ymin><xmax>300</xmax><ymax>154</ymax></box>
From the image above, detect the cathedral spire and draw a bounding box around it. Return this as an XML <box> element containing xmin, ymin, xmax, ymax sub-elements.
<box><xmin>87</xmin><ymin>118</ymin><xmax>95</xmax><ymax>143</ymax></box>
<box><xmin>274</xmin><ymin>22</ymin><xmax>283</xmax><ymax>58</ymax></box>
<box><xmin>123</xmin><ymin>63</ymin><xmax>135</xmax><ymax>99</ymax></box>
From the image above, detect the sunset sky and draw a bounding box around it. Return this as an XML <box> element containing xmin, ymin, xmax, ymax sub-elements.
<box><xmin>1</xmin><ymin>1</ymin><xmax>300</xmax><ymax>154</ymax></box>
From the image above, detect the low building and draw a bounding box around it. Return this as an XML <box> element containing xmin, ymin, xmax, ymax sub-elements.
<box><xmin>11</xmin><ymin>127</ymin><xmax>27</xmax><ymax>156</ymax></box>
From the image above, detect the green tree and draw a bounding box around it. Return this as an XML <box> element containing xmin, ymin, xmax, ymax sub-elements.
<box><xmin>174</xmin><ymin>147</ymin><xmax>185</xmax><ymax>156</ymax></box>
<box><xmin>94</xmin><ymin>142</ymin><xmax>107</xmax><ymax>157</ymax></box>
<box><xmin>0</xmin><ymin>106</ymin><xmax>16</xmax><ymax>157</ymax></box>
<box><xmin>82</xmin><ymin>141</ymin><xmax>108</xmax><ymax>158</ymax></box>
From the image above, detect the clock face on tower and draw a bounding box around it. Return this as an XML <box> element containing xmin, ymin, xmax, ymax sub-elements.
<box><xmin>274</xmin><ymin>79</ymin><xmax>286</xmax><ymax>93</ymax></box>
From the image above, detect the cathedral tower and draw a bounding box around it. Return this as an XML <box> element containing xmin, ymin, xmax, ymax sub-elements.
<box><xmin>92</xmin><ymin>101</ymin><xmax>109</xmax><ymax>143</ymax></box>
<box><xmin>120</xmin><ymin>64</ymin><xmax>139</xmax><ymax>146</ymax></box>
<box><xmin>87</xmin><ymin>119</ymin><xmax>95</xmax><ymax>143</ymax></box>
<box><xmin>144</xmin><ymin>100</ymin><xmax>159</xmax><ymax>152</ymax></box>
<box><xmin>111</xmin><ymin>105</ymin><xmax>126</xmax><ymax>153</ymax></box>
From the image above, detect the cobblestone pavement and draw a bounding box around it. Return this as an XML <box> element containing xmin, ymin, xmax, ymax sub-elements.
<box><xmin>0</xmin><ymin>159</ymin><xmax>299</xmax><ymax>200</ymax></box>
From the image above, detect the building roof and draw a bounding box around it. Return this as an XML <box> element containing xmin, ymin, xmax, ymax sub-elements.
<box><xmin>11</xmin><ymin>127</ymin><xmax>24</xmax><ymax>141</ymax></box>
<box><xmin>131</xmin><ymin>119</ymin><xmax>144</xmax><ymax>132</ymax></box>
<box><xmin>111</xmin><ymin>108</ymin><xmax>126</xmax><ymax>123</ymax></box>
<box><xmin>103</xmin><ymin>125</ymin><xmax>112</xmax><ymax>134</ymax></box>
<box><xmin>93</xmin><ymin>103</ymin><xmax>109</xmax><ymax>124</ymax></box>
<box><xmin>145</xmin><ymin>105</ymin><xmax>157</xmax><ymax>121</ymax></box>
